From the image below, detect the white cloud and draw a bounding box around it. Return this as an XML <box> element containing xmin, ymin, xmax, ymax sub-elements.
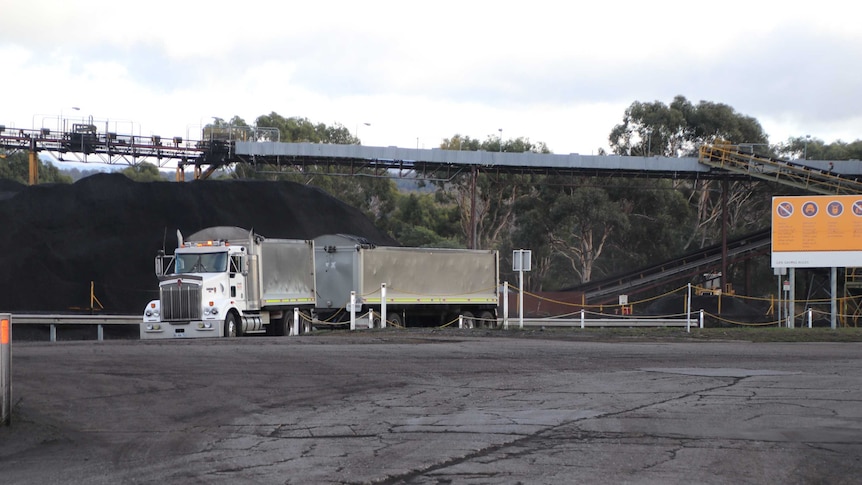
<box><xmin>2</xmin><ymin>0</ymin><xmax>860</xmax><ymax>157</ymax></box>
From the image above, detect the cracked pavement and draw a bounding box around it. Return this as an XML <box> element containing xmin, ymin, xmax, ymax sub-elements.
<box><xmin>2</xmin><ymin>333</ymin><xmax>861</xmax><ymax>484</ymax></box>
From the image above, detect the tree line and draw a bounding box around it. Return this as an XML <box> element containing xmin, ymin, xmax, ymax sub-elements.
<box><xmin>3</xmin><ymin>95</ymin><xmax>861</xmax><ymax>296</ymax></box>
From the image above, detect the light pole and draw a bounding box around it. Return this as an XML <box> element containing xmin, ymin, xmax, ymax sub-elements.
<box><xmin>498</xmin><ymin>128</ymin><xmax>503</xmax><ymax>152</ymax></box>
<box><xmin>804</xmin><ymin>134</ymin><xmax>811</xmax><ymax>160</ymax></box>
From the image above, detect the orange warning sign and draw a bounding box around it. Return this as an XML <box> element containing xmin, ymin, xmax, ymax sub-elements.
<box><xmin>1</xmin><ymin>319</ymin><xmax>8</xmax><ymax>344</ymax></box>
<box><xmin>772</xmin><ymin>196</ymin><xmax>862</xmax><ymax>252</ymax></box>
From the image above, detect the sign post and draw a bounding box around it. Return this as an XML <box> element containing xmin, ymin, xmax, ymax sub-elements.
<box><xmin>1</xmin><ymin>313</ymin><xmax>10</xmax><ymax>426</ymax></box>
<box><xmin>513</xmin><ymin>250</ymin><xmax>532</xmax><ymax>330</ymax></box>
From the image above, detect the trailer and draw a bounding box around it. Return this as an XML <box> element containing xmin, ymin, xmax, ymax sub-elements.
<box><xmin>314</xmin><ymin>234</ymin><xmax>499</xmax><ymax>328</ymax></box>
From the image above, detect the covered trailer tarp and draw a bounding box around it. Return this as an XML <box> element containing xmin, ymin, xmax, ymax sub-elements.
<box><xmin>314</xmin><ymin>235</ymin><xmax>498</xmax><ymax>310</ymax></box>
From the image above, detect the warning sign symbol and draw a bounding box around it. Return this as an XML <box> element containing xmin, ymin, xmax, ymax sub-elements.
<box><xmin>802</xmin><ymin>201</ymin><xmax>819</xmax><ymax>217</ymax></box>
<box><xmin>827</xmin><ymin>201</ymin><xmax>844</xmax><ymax>217</ymax></box>
<box><xmin>776</xmin><ymin>201</ymin><xmax>794</xmax><ymax>218</ymax></box>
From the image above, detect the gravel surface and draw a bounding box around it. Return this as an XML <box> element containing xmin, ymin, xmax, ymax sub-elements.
<box><xmin>2</xmin><ymin>331</ymin><xmax>862</xmax><ymax>484</ymax></box>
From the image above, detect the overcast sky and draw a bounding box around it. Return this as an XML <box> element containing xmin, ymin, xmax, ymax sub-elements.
<box><xmin>3</xmin><ymin>1</ymin><xmax>860</xmax><ymax>155</ymax></box>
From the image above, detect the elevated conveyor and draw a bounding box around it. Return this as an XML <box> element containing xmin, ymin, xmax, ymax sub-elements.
<box><xmin>569</xmin><ymin>229</ymin><xmax>771</xmax><ymax>303</ymax></box>
<box><xmin>699</xmin><ymin>143</ymin><xmax>862</xmax><ymax>195</ymax></box>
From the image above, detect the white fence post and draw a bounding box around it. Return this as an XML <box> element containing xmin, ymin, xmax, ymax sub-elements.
<box><xmin>580</xmin><ymin>309</ymin><xmax>585</xmax><ymax>329</ymax></box>
<box><xmin>380</xmin><ymin>283</ymin><xmax>387</xmax><ymax>329</ymax></box>
<box><xmin>686</xmin><ymin>283</ymin><xmax>692</xmax><ymax>330</ymax></box>
<box><xmin>503</xmin><ymin>281</ymin><xmax>509</xmax><ymax>330</ymax></box>
<box><xmin>699</xmin><ymin>309</ymin><xmax>704</xmax><ymax>329</ymax></box>
<box><xmin>350</xmin><ymin>291</ymin><xmax>356</xmax><ymax>331</ymax></box>
<box><xmin>808</xmin><ymin>308</ymin><xmax>813</xmax><ymax>329</ymax></box>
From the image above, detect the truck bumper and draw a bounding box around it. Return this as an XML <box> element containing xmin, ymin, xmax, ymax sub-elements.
<box><xmin>140</xmin><ymin>321</ymin><xmax>220</xmax><ymax>339</ymax></box>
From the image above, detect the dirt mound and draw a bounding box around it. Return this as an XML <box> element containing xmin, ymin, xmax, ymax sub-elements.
<box><xmin>0</xmin><ymin>174</ymin><xmax>396</xmax><ymax>313</ymax></box>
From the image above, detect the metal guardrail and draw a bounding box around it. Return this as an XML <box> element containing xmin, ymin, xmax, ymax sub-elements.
<box><xmin>504</xmin><ymin>317</ymin><xmax>689</xmax><ymax>329</ymax></box>
<box><xmin>9</xmin><ymin>313</ymin><xmax>690</xmax><ymax>345</ymax></box>
<box><xmin>10</xmin><ymin>314</ymin><xmax>140</xmax><ymax>342</ymax></box>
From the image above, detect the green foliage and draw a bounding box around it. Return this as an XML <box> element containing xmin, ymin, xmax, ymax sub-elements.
<box><xmin>254</xmin><ymin>113</ymin><xmax>355</xmax><ymax>144</ymax></box>
<box><xmin>0</xmin><ymin>152</ymin><xmax>72</xmax><ymax>184</ymax></box>
<box><xmin>120</xmin><ymin>162</ymin><xmax>165</xmax><ymax>182</ymax></box>
<box><xmin>777</xmin><ymin>136</ymin><xmax>862</xmax><ymax>161</ymax></box>
<box><xmin>387</xmin><ymin>192</ymin><xmax>461</xmax><ymax>247</ymax></box>
<box><xmin>609</xmin><ymin>95</ymin><xmax>768</xmax><ymax>157</ymax></box>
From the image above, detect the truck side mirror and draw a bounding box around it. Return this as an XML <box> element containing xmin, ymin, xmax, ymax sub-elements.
<box><xmin>155</xmin><ymin>251</ymin><xmax>165</xmax><ymax>277</ymax></box>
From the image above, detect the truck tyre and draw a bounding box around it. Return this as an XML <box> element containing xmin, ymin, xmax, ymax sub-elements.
<box><xmin>224</xmin><ymin>313</ymin><xmax>240</xmax><ymax>338</ymax></box>
<box><xmin>387</xmin><ymin>312</ymin><xmax>403</xmax><ymax>328</ymax></box>
<box><xmin>478</xmin><ymin>310</ymin><xmax>496</xmax><ymax>328</ymax></box>
<box><xmin>461</xmin><ymin>311</ymin><xmax>475</xmax><ymax>329</ymax></box>
<box><xmin>298</xmin><ymin>310</ymin><xmax>313</xmax><ymax>335</ymax></box>
<box><xmin>268</xmin><ymin>314</ymin><xmax>287</xmax><ymax>337</ymax></box>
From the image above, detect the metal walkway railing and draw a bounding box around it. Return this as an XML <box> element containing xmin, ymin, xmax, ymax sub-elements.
<box><xmin>699</xmin><ymin>143</ymin><xmax>862</xmax><ymax>195</ymax></box>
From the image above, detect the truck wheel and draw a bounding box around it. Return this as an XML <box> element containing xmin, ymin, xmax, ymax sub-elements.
<box><xmin>386</xmin><ymin>312</ymin><xmax>403</xmax><ymax>328</ymax></box>
<box><xmin>224</xmin><ymin>313</ymin><xmax>240</xmax><ymax>337</ymax></box>
<box><xmin>299</xmin><ymin>310</ymin><xmax>313</xmax><ymax>334</ymax></box>
<box><xmin>268</xmin><ymin>315</ymin><xmax>286</xmax><ymax>336</ymax></box>
<box><xmin>478</xmin><ymin>310</ymin><xmax>496</xmax><ymax>328</ymax></box>
<box><xmin>461</xmin><ymin>311</ymin><xmax>475</xmax><ymax>329</ymax></box>
<box><xmin>370</xmin><ymin>312</ymin><xmax>382</xmax><ymax>328</ymax></box>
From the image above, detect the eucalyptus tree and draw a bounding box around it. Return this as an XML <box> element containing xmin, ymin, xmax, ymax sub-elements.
<box><xmin>609</xmin><ymin>95</ymin><xmax>771</xmax><ymax>249</ymax></box>
<box><xmin>436</xmin><ymin>134</ymin><xmax>548</xmax><ymax>250</ymax></box>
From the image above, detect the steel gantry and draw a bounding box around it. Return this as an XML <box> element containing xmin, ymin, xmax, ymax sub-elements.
<box><xmin>0</xmin><ymin>124</ymin><xmax>233</xmax><ymax>183</ymax></box>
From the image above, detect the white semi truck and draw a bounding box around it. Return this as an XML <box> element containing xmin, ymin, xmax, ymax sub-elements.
<box><xmin>141</xmin><ymin>227</ymin><xmax>499</xmax><ymax>339</ymax></box>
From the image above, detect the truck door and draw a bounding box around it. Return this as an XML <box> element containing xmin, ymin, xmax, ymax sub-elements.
<box><xmin>229</xmin><ymin>254</ymin><xmax>246</xmax><ymax>299</ymax></box>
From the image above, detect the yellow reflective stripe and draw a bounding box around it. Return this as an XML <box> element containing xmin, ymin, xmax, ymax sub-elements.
<box><xmin>364</xmin><ymin>298</ymin><xmax>498</xmax><ymax>304</ymax></box>
<box><xmin>264</xmin><ymin>298</ymin><xmax>315</xmax><ymax>304</ymax></box>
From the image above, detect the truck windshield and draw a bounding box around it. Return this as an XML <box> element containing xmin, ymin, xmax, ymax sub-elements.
<box><xmin>175</xmin><ymin>252</ymin><xmax>228</xmax><ymax>274</ymax></box>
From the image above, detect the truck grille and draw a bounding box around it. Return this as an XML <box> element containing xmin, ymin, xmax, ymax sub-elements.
<box><xmin>161</xmin><ymin>281</ymin><xmax>201</xmax><ymax>321</ymax></box>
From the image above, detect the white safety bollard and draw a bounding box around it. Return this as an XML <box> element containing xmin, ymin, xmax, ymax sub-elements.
<box><xmin>580</xmin><ymin>309</ymin><xmax>585</xmax><ymax>329</ymax></box>
<box><xmin>699</xmin><ymin>309</ymin><xmax>705</xmax><ymax>329</ymax></box>
<box><xmin>293</xmin><ymin>308</ymin><xmax>299</xmax><ymax>336</ymax></box>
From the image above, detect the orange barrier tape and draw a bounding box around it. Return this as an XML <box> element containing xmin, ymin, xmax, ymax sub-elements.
<box><xmin>1</xmin><ymin>318</ymin><xmax>8</xmax><ymax>344</ymax></box>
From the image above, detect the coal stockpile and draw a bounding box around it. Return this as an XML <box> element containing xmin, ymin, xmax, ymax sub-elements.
<box><xmin>0</xmin><ymin>173</ymin><xmax>397</xmax><ymax>314</ymax></box>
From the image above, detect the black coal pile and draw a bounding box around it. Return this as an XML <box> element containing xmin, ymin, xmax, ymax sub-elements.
<box><xmin>642</xmin><ymin>293</ymin><xmax>771</xmax><ymax>323</ymax></box>
<box><xmin>0</xmin><ymin>173</ymin><xmax>397</xmax><ymax>313</ymax></box>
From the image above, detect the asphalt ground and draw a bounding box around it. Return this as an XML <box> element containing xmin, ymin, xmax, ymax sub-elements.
<box><xmin>2</xmin><ymin>329</ymin><xmax>862</xmax><ymax>484</ymax></box>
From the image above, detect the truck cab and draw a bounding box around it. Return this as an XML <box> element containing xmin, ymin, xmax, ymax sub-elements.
<box><xmin>142</xmin><ymin>234</ymin><xmax>249</xmax><ymax>338</ymax></box>
<box><xmin>141</xmin><ymin>226</ymin><xmax>316</xmax><ymax>339</ymax></box>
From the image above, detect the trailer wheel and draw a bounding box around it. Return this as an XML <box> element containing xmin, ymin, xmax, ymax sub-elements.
<box><xmin>478</xmin><ymin>310</ymin><xmax>496</xmax><ymax>328</ymax></box>
<box><xmin>224</xmin><ymin>312</ymin><xmax>240</xmax><ymax>337</ymax></box>
<box><xmin>298</xmin><ymin>310</ymin><xmax>313</xmax><ymax>335</ymax></box>
<box><xmin>461</xmin><ymin>311</ymin><xmax>475</xmax><ymax>329</ymax></box>
<box><xmin>386</xmin><ymin>312</ymin><xmax>403</xmax><ymax>328</ymax></box>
